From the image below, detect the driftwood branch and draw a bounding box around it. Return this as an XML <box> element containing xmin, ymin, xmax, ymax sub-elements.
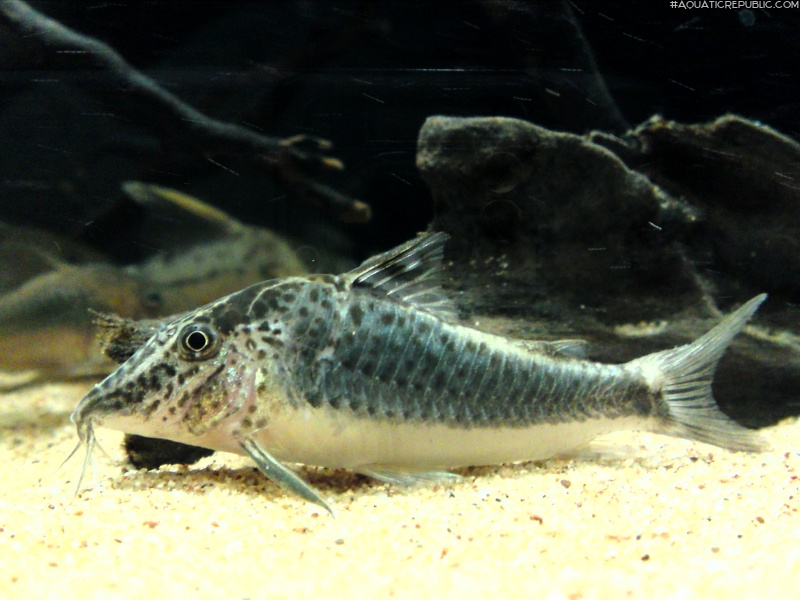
<box><xmin>0</xmin><ymin>0</ymin><xmax>371</xmax><ymax>223</ymax></box>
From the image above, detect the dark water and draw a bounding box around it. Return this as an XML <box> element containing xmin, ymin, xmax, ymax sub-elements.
<box><xmin>2</xmin><ymin>1</ymin><xmax>797</xmax><ymax>253</ymax></box>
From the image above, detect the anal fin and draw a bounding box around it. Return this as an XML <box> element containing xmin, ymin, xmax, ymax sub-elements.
<box><xmin>357</xmin><ymin>466</ymin><xmax>462</xmax><ymax>487</ymax></box>
<box><xmin>240</xmin><ymin>437</ymin><xmax>333</xmax><ymax>516</ymax></box>
<box><xmin>515</xmin><ymin>339</ymin><xmax>589</xmax><ymax>359</ymax></box>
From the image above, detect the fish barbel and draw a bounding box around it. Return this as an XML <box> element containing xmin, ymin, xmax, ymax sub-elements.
<box><xmin>70</xmin><ymin>232</ymin><xmax>766</xmax><ymax>513</ymax></box>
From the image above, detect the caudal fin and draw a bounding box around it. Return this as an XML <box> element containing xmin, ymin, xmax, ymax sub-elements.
<box><xmin>631</xmin><ymin>294</ymin><xmax>768</xmax><ymax>452</ymax></box>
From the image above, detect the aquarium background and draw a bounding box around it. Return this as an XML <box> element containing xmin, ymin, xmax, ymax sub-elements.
<box><xmin>1</xmin><ymin>1</ymin><xmax>798</xmax><ymax>424</ymax></box>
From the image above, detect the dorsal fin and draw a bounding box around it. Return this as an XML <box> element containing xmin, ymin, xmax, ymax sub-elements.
<box><xmin>91</xmin><ymin>311</ymin><xmax>165</xmax><ymax>364</ymax></box>
<box><xmin>348</xmin><ymin>232</ymin><xmax>458</xmax><ymax>321</ymax></box>
<box><xmin>121</xmin><ymin>181</ymin><xmax>244</xmax><ymax>239</ymax></box>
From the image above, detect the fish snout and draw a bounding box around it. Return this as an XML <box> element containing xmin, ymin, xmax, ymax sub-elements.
<box><xmin>70</xmin><ymin>385</ymin><xmax>105</xmax><ymax>433</ymax></box>
<box><xmin>70</xmin><ymin>377</ymin><xmax>131</xmax><ymax>432</ymax></box>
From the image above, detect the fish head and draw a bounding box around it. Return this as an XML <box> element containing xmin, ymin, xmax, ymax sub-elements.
<box><xmin>70</xmin><ymin>281</ymin><xmax>283</xmax><ymax>452</ymax></box>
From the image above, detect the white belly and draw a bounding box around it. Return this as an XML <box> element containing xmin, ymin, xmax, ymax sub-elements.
<box><xmin>249</xmin><ymin>404</ymin><xmax>651</xmax><ymax>470</ymax></box>
<box><xmin>105</xmin><ymin>400</ymin><xmax>651</xmax><ymax>471</ymax></box>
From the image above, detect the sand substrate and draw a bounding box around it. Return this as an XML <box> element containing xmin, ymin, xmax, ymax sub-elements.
<box><xmin>1</xmin><ymin>383</ymin><xmax>798</xmax><ymax>599</ymax></box>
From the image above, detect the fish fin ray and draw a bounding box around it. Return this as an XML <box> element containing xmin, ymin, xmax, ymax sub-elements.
<box><xmin>515</xmin><ymin>338</ymin><xmax>589</xmax><ymax>359</ymax></box>
<box><xmin>559</xmin><ymin>438</ymin><xmax>638</xmax><ymax>462</ymax></box>
<box><xmin>122</xmin><ymin>181</ymin><xmax>243</xmax><ymax>238</ymax></box>
<box><xmin>632</xmin><ymin>294</ymin><xmax>768</xmax><ymax>452</ymax></box>
<box><xmin>239</xmin><ymin>437</ymin><xmax>333</xmax><ymax>516</ymax></box>
<box><xmin>91</xmin><ymin>311</ymin><xmax>164</xmax><ymax>364</ymax></box>
<box><xmin>357</xmin><ymin>466</ymin><xmax>461</xmax><ymax>486</ymax></box>
<box><xmin>348</xmin><ymin>232</ymin><xmax>459</xmax><ymax>321</ymax></box>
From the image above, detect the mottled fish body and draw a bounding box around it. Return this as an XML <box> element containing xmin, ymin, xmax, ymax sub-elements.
<box><xmin>71</xmin><ymin>232</ymin><xmax>766</xmax><ymax>512</ymax></box>
<box><xmin>0</xmin><ymin>182</ymin><xmax>306</xmax><ymax>388</ymax></box>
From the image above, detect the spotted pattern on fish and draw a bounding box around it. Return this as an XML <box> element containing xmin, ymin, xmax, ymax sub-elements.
<box><xmin>237</xmin><ymin>282</ymin><xmax>657</xmax><ymax>428</ymax></box>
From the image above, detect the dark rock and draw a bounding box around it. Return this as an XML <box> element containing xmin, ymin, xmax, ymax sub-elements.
<box><xmin>417</xmin><ymin>116</ymin><xmax>701</xmax><ymax>323</ymax></box>
<box><xmin>592</xmin><ymin>115</ymin><xmax>800</xmax><ymax>329</ymax></box>
<box><xmin>124</xmin><ymin>433</ymin><xmax>214</xmax><ymax>470</ymax></box>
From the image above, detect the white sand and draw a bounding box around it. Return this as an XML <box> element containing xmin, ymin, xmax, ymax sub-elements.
<box><xmin>1</xmin><ymin>383</ymin><xmax>799</xmax><ymax>599</ymax></box>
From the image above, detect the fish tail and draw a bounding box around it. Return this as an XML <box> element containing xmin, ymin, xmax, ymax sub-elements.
<box><xmin>631</xmin><ymin>294</ymin><xmax>768</xmax><ymax>452</ymax></box>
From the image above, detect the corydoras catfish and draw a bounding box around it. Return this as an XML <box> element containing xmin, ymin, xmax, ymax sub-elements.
<box><xmin>0</xmin><ymin>182</ymin><xmax>306</xmax><ymax>389</ymax></box>
<box><xmin>70</xmin><ymin>232</ymin><xmax>766</xmax><ymax>514</ymax></box>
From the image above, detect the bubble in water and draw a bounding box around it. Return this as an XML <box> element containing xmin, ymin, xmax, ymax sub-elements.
<box><xmin>738</xmin><ymin>10</ymin><xmax>755</xmax><ymax>27</ymax></box>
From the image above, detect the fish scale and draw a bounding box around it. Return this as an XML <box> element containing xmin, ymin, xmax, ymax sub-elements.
<box><xmin>69</xmin><ymin>231</ymin><xmax>768</xmax><ymax>514</ymax></box>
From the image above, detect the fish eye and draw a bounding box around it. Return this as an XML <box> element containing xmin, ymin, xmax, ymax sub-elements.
<box><xmin>178</xmin><ymin>324</ymin><xmax>219</xmax><ymax>360</ymax></box>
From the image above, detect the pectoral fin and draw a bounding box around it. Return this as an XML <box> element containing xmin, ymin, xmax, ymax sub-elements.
<box><xmin>239</xmin><ymin>437</ymin><xmax>333</xmax><ymax>516</ymax></box>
